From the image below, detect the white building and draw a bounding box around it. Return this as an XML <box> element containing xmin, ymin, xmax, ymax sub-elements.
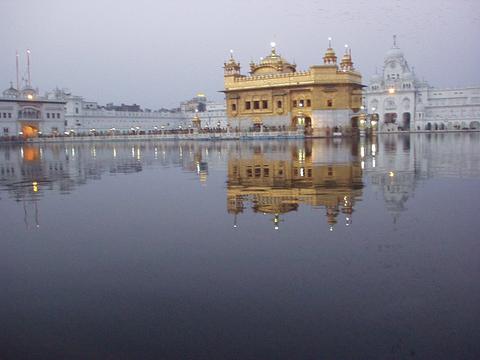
<box><xmin>48</xmin><ymin>89</ymin><xmax>228</xmax><ymax>135</ymax></box>
<box><xmin>364</xmin><ymin>37</ymin><xmax>480</xmax><ymax>132</ymax></box>
<box><xmin>0</xmin><ymin>84</ymin><xmax>66</xmax><ymax>138</ymax></box>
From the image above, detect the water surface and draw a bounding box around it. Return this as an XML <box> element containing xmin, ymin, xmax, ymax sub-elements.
<box><xmin>1</xmin><ymin>134</ymin><xmax>479</xmax><ymax>359</ymax></box>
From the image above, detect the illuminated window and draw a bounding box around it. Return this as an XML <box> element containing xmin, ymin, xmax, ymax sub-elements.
<box><xmin>299</xmin><ymin>100</ymin><xmax>304</xmax><ymax>107</ymax></box>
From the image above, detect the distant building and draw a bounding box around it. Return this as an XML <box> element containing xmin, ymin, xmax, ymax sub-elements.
<box><xmin>223</xmin><ymin>42</ymin><xmax>363</xmax><ymax>136</ymax></box>
<box><xmin>105</xmin><ymin>103</ymin><xmax>142</xmax><ymax>112</ymax></box>
<box><xmin>47</xmin><ymin>89</ymin><xmax>227</xmax><ymax>135</ymax></box>
<box><xmin>364</xmin><ymin>36</ymin><xmax>480</xmax><ymax>131</ymax></box>
<box><xmin>180</xmin><ymin>93</ymin><xmax>208</xmax><ymax>113</ymax></box>
<box><xmin>0</xmin><ymin>84</ymin><xmax>66</xmax><ymax>138</ymax></box>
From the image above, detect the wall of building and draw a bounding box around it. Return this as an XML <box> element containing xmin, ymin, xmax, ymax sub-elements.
<box><xmin>365</xmin><ymin>41</ymin><xmax>480</xmax><ymax>132</ymax></box>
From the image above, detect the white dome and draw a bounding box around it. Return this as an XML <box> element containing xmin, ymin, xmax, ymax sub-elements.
<box><xmin>385</xmin><ymin>47</ymin><xmax>404</xmax><ymax>60</ymax></box>
<box><xmin>2</xmin><ymin>86</ymin><xmax>19</xmax><ymax>98</ymax></box>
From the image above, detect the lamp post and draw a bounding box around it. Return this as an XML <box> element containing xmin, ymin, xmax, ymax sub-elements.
<box><xmin>371</xmin><ymin>107</ymin><xmax>378</xmax><ymax>135</ymax></box>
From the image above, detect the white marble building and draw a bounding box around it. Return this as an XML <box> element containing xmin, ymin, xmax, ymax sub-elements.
<box><xmin>0</xmin><ymin>85</ymin><xmax>66</xmax><ymax>138</ymax></box>
<box><xmin>48</xmin><ymin>89</ymin><xmax>227</xmax><ymax>135</ymax></box>
<box><xmin>365</xmin><ymin>37</ymin><xmax>480</xmax><ymax>132</ymax></box>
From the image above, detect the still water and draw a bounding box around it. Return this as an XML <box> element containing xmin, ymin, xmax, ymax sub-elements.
<box><xmin>1</xmin><ymin>134</ymin><xmax>479</xmax><ymax>359</ymax></box>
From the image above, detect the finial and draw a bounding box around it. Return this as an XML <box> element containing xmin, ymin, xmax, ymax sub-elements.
<box><xmin>393</xmin><ymin>34</ymin><xmax>397</xmax><ymax>47</ymax></box>
<box><xmin>229</xmin><ymin>49</ymin><xmax>234</xmax><ymax>59</ymax></box>
<box><xmin>344</xmin><ymin>44</ymin><xmax>349</xmax><ymax>54</ymax></box>
<box><xmin>328</xmin><ymin>37</ymin><xmax>332</xmax><ymax>48</ymax></box>
<box><xmin>270</xmin><ymin>41</ymin><xmax>276</xmax><ymax>55</ymax></box>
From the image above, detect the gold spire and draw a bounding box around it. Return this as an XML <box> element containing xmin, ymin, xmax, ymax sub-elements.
<box><xmin>340</xmin><ymin>44</ymin><xmax>354</xmax><ymax>71</ymax></box>
<box><xmin>323</xmin><ymin>37</ymin><xmax>337</xmax><ymax>64</ymax></box>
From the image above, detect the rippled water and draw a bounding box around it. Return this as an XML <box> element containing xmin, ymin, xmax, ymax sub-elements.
<box><xmin>1</xmin><ymin>133</ymin><xmax>479</xmax><ymax>359</ymax></box>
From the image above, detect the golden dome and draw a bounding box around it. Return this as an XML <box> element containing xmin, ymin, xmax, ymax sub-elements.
<box><xmin>250</xmin><ymin>43</ymin><xmax>296</xmax><ymax>75</ymax></box>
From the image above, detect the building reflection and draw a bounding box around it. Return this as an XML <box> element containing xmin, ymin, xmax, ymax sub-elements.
<box><xmin>2</xmin><ymin>133</ymin><xmax>480</xmax><ymax>230</ymax></box>
<box><xmin>227</xmin><ymin>140</ymin><xmax>364</xmax><ymax>230</ymax></box>
<box><xmin>360</xmin><ymin>132</ymin><xmax>480</xmax><ymax>224</ymax></box>
<box><xmin>0</xmin><ymin>141</ymin><xmax>226</xmax><ymax>229</ymax></box>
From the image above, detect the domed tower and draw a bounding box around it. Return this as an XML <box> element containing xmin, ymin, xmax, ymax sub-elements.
<box><xmin>340</xmin><ymin>45</ymin><xmax>354</xmax><ymax>71</ymax></box>
<box><xmin>2</xmin><ymin>82</ymin><xmax>19</xmax><ymax>99</ymax></box>
<box><xmin>323</xmin><ymin>37</ymin><xmax>337</xmax><ymax>65</ymax></box>
<box><xmin>249</xmin><ymin>42</ymin><xmax>296</xmax><ymax>75</ymax></box>
<box><xmin>224</xmin><ymin>50</ymin><xmax>242</xmax><ymax>78</ymax></box>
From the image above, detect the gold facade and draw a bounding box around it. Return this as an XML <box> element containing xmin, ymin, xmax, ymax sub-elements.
<box><xmin>227</xmin><ymin>141</ymin><xmax>363</xmax><ymax>230</ymax></box>
<box><xmin>223</xmin><ymin>42</ymin><xmax>364</xmax><ymax>136</ymax></box>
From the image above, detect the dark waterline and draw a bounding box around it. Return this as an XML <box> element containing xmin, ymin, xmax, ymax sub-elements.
<box><xmin>1</xmin><ymin>134</ymin><xmax>479</xmax><ymax>359</ymax></box>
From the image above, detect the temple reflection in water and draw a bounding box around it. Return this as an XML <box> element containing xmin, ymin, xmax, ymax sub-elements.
<box><xmin>2</xmin><ymin>133</ymin><xmax>480</xmax><ymax>230</ymax></box>
<box><xmin>227</xmin><ymin>140</ymin><xmax>364</xmax><ymax>230</ymax></box>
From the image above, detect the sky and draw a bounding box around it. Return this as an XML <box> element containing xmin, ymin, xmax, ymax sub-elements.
<box><xmin>1</xmin><ymin>0</ymin><xmax>479</xmax><ymax>109</ymax></box>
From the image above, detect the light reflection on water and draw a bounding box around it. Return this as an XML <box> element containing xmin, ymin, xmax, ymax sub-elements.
<box><xmin>1</xmin><ymin>133</ymin><xmax>480</xmax><ymax>359</ymax></box>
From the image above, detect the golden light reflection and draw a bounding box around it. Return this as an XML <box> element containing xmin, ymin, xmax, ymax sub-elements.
<box><xmin>227</xmin><ymin>143</ymin><xmax>363</xmax><ymax>230</ymax></box>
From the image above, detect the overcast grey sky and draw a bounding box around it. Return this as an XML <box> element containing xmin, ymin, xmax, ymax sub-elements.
<box><xmin>1</xmin><ymin>0</ymin><xmax>479</xmax><ymax>108</ymax></box>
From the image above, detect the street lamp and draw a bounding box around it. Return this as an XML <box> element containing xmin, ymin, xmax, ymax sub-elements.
<box><xmin>371</xmin><ymin>107</ymin><xmax>378</xmax><ymax>130</ymax></box>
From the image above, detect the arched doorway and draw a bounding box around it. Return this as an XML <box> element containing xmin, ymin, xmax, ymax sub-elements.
<box><xmin>304</xmin><ymin>117</ymin><xmax>312</xmax><ymax>135</ymax></box>
<box><xmin>426</xmin><ymin>123</ymin><xmax>432</xmax><ymax>130</ymax></box>
<box><xmin>384</xmin><ymin>113</ymin><xmax>397</xmax><ymax>124</ymax></box>
<box><xmin>350</xmin><ymin>116</ymin><xmax>359</xmax><ymax>136</ymax></box>
<box><xmin>291</xmin><ymin>117</ymin><xmax>299</xmax><ymax>130</ymax></box>
<box><xmin>470</xmin><ymin>121</ymin><xmax>480</xmax><ymax>129</ymax></box>
<box><xmin>291</xmin><ymin>115</ymin><xmax>310</xmax><ymax>132</ymax></box>
<box><xmin>402</xmin><ymin>112</ymin><xmax>411</xmax><ymax>130</ymax></box>
<box><xmin>21</xmin><ymin>124</ymin><xmax>39</xmax><ymax>138</ymax></box>
<box><xmin>439</xmin><ymin>123</ymin><xmax>445</xmax><ymax>130</ymax></box>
